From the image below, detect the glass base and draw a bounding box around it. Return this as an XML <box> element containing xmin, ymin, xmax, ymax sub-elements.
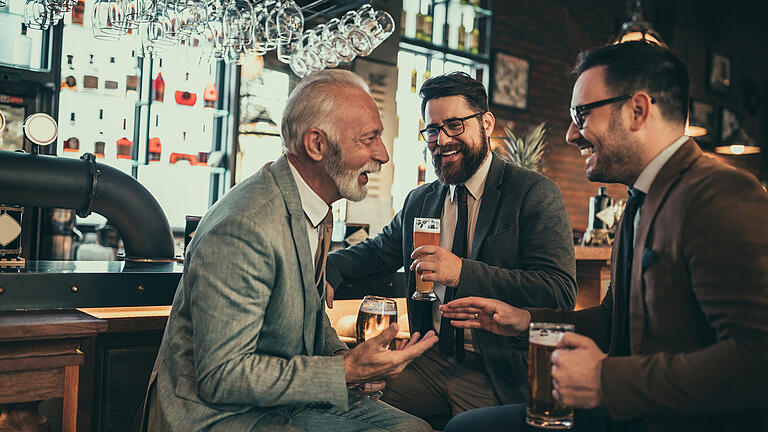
<box><xmin>526</xmin><ymin>409</ymin><xmax>573</xmax><ymax>429</ymax></box>
<box><xmin>411</xmin><ymin>291</ymin><xmax>438</xmax><ymax>301</ymax></box>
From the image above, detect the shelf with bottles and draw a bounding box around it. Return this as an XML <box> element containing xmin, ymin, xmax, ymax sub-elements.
<box><xmin>400</xmin><ymin>0</ymin><xmax>491</xmax><ymax>60</ymax></box>
<box><xmin>0</xmin><ymin>3</ymin><xmax>54</xmax><ymax>73</ymax></box>
<box><xmin>57</xmin><ymin>108</ymin><xmax>138</xmax><ymax>172</ymax></box>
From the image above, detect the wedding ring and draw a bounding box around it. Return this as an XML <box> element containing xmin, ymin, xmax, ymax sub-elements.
<box><xmin>474</xmin><ymin>313</ymin><xmax>479</xmax><ymax>319</ymax></box>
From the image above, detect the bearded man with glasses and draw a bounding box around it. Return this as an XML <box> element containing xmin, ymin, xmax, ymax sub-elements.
<box><xmin>325</xmin><ymin>71</ymin><xmax>577</xmax><ymax>428</ymax></box>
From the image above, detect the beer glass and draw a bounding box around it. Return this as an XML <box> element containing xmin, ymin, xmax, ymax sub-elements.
<box><xmin>353</xmin><ymin>295</ymin><xmax>398</xmax><ymax>400</ymax></box>
<box><xmin>527</xmin><ymin>322</ymin><xmax>575</xmax><ymax>429</ymax></box>
<box><xmin>412</xmin><ymin>217</ymin><xmax>440</xmax><ymax>301</ymax></box>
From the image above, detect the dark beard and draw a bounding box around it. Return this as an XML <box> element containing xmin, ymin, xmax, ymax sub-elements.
<box><xmin>432</xmin><ymin>126</ymin><xmax>489</xmax><ymax>185</ymax></box>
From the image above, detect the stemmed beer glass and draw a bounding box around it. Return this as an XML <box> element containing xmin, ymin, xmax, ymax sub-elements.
<box><xmin>352</xmin><ymin>295</ymin><xmax>398</xmax><ymax>400</ymax></box>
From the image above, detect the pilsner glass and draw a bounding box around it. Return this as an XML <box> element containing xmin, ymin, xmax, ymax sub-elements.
<box><xmin>412</xmin><ymin>217</ymin><xmax>440</xmax><ymax>301</ymax></box>
<box><xmin>527</xmin><ymin>322</ymin><xmax>575</xmax><ymax>429</ymax></box>
<box><xmin>353</xmin><ymin>295</ymin><xmax>398</xmax><ymax>400</ymax></box>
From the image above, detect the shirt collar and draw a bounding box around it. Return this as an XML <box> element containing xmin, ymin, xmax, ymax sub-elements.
<box><xmin>449</xmin><ymin>151</ymin><xmax>493</xmax><ymax>202</ymax></box>
<box><xmin>287</xmin><ymin>158</ymin><xmax>330</xmax><ymax>228</ymax></box>
<box><xmin>633</xmin><ymin>135</ymin><xmax>688</xmax><ymax>194</ymax></box>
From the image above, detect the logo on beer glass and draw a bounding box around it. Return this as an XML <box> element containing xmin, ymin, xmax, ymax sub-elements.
<box><xmin>412</xmin><ymin>217</ymin><xmax>440</xmax><ymax>301</ymax></box>
<box><xmin>527</xmin><ymin>322</ymin><xmax>575</xmax><ymax>429</ymax></box>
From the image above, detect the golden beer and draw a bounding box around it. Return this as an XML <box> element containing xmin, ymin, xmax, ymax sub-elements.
<box><xmin>412</xmin><ymin>217</ymin><xmax>440</xmax><ymax>301</ymax></box>
<box><xmin>527</xmin><ymin>322</ymin><xmax>575</xmax><ymax>429</ymax></box>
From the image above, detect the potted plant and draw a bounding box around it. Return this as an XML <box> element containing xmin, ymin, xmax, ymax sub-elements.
<box><xmin>495</xmin><ymin>122</ymin><xmax>548</xmax><ymax>172</ymax></box>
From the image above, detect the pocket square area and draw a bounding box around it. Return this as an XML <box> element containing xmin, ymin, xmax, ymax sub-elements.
<box><xmin>642</xmin><ymin>248</ymin><xmax>659</xmax><ymax>271</ymax></box>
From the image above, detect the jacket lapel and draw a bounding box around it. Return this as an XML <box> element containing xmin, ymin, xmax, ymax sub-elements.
<box><xmin>421</xmin><ymin>182</ymin><xmax>447</xmax><ymax>219</ymax></box>
<box><xmin>628</xmin><ymin>139</ymin><xmax>703</xmax><ymax>350</ymax></box>
<box><xmin>470</xmin><ymin>156</ymin><xmax>504</xmax><ymax>259</ymax></box>
<box><xmin>269</xmin><ymin>155</ymin><xmax>317</xmax><ymax>355</ymax></box>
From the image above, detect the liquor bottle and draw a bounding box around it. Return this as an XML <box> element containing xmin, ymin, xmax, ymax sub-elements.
<box><xmin>423</xmin><ymin>68</ymin><xmax>431</xmax><ymax>83</ymax></box>
<box><xmin>417</xmin><ymin>162</ymin><xmax>426</xmax><ymax>185</ymax></box>
<box><xmin>153</xmin><ymin>72</ymin><xmax>165</xmax><ymax>102</ymax></box>
<box><xmin>93</xmin><ymin>109</ymin><xmax>106</xmax><ymax>158</ymax></box>
<box><xmin>423</xmin><ymin>1</ymin><xmax>433</xmax><ymax>43</ymax></box>
<box><xmin>400</xmin><ymin>8</ymin><xmax>406</xmax><ymax>36</ymax></box>
<box><xmin>410</xmin><ymin>66</ymin><xmax>418</xmax><ymax>93</ymax></box>
<box><xmin>71</xmin><ymin>0</ymin><xmax>85</xmax><ymax>25</ymax></box>
<box><xmin>125</xmin><ymin>50</ymin><xmax>139</xmax><ymax>96</ymax></box>
<box><xmin>82</xmin><ymin>54</ymin><xmax>99</xmax><ymax>91</ymax></box>
<box><xmin>470</xmin><ymin>25</ymin><xmax>480</xmax><ymax>54</ymax></box>
<box><xmin>203</xmin><ymin>82</ymin><xmax>218</xmax><ymax>108</ymax></box>
<box><xmin>61</xmin><ymin>55</ymin><xmax>77</xmax><ymax>90</ymax></box>
<box><xmin>13</xmin><ymin>25</ymin><xmax>32</xmax><ymax>67</ymax></box>
<box><xmin>415</xmin><ymin>0</ymin><xmax>424</xmax><ymax>40</ymax></box>
<box><xmin>149</xmin><ymin>114</ymin><xmax>161</xmax><ymax>162</ymax></box>
<box><xmin>116</xmin><ymin>118</ymin><xmax>133</xmax><ymax>159</ymax></box>
<box><xmin>62</xmin><ymin>112</ymin><xmax>80</xmax><ymax>153</ymax></box>
<box><xmin>457</xmin><ymin>14</ymin><xmax>466</xmax><ymax>51</ymax></box>
<box><xmin>174</xmin><ymin>72</ymin><xmax>197</xmax><ymax>106</ymax></box>
<box><xmin>103</xmin><ymin>57</ymin><xmax>120</xmax><ymax>93</ymax></box>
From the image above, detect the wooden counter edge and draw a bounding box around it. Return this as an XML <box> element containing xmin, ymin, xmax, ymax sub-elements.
<box><xmin>78</xmin><ymin>306</ymin><xmax>171</xmax><ymax>334</ymax></box>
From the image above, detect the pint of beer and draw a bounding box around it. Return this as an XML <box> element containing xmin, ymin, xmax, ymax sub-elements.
<box><xmin>412</xmin><ymin>217</ymin><xmax>440</xmax><ymax>301</ymax></box>
<box><xmin>527</xmin><ymin>322</ymin><xmax>575</xmax><ymax>429</ymax></box>
<box><xmin>355</xmin><ymin>295</ymin><xmax>398</xmax><ymax>346</ymax></box>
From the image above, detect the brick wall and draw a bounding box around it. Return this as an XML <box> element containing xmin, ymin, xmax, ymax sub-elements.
<box><xmin>489</xmin><ymin>0</ymin><xmax>767</xmax><ymax>232</ymax></box>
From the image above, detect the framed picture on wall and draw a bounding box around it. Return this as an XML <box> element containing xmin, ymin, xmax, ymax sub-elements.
<box><xmin>491</xmin><ymin>52</ymin><xmax>529</xmax><ymax>110</ymax></box>
<box><xmin>720</xmin><ymin>107</ymin><xmax>740</xmax><ymax>142</ymax></box>
<box><xmin>689</xmin><ymin>99</ymin><xmax>715</xmax><ymax>144</ymax></box>
<box><xmin>708</xmin><ymin>51</ymin><xmax>731</xmax><ymax>94</ymax></box>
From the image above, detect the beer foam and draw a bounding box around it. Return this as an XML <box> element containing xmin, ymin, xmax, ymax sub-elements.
<box><xmin>359</xmin><ymin>305</ymin><xmax>398</xmax><ymax>315</ymax></box>
<box><xmin>414</xmin><ymin>217</ymin><xmax>440</xmax><ymax>233</ymax></box>
<box><xmin>529</xmin><ymin>330</ymin><xmax>566</xmax><ymax>347</ymax></box>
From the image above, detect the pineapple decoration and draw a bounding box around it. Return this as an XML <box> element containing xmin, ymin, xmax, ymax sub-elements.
<box><xmin>495</xmin><ymin>122</ymin><xmax>548</xmax><ymax>172</ymax></box>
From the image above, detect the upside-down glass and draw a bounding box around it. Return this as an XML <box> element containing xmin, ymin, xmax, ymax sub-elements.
<box><xmin>527</xmin><ymin>322</ymin><xmax>575</xmax><ymax>429</ymax></box>
<box><xmin>353</xmin><ymin>295</ymin><xmax>398</xmax><ymax>400</ymax></box>
<box><xmin>412</xmin><ymin>217</ymin><xmax>440</xmax><ymax>301</ymax></box>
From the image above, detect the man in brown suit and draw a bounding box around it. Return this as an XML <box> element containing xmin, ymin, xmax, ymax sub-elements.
<box><xmin>439</xmin><ymin>41</ymin><xmax>768</xmax><ymax>431</ymax></box>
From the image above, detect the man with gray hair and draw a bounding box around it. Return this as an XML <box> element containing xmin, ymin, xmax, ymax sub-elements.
<box><xmin>142</xmin><ymin>69</ymin><xmax>437</xmax><ymax>432</ymax></box>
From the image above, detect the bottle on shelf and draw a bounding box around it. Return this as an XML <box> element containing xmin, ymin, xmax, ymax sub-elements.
<box><xmin>13</xmin><ymin>24</ymin><xmax>32</xmax><ymax>67</ymax></box>
<box><xmin>125</xmin><ymin>50</ymin><xmax>140</xmax><ymax>96</ymax></box>
<box><xmin>410</xmin><ymin>66</ymin><xmax>418</xmax><ymax>93</ymax></box>
<box><xmin>71</xmin><ymin>0</ymin><xmax>85</xmax><ymax>26</ymax></box>
<box><xmin>61</xmin><ymin>55</ymin><xmax>77</xmax><ymax>90</ymax></box>
<box><xmin>116</xmin><ymin>118</ymin><xmax>133</xmax><ymax>160</ymax></box>
<box><xmin>423</xmin><ymin>1</ymin><xmax>433</xmax><ymax>43</ymax></box>
<box><xmin>149</xmin><ymin>114</ymin><xmax>161</xmax><ymax>162</ymax></box>
<box><xmin>203</xmin><ymin>82</ymin><xmax>218</xmax><ymax>108</ymax></box>
<box><xmin>400</xmin><ymin>7</ymin><xmax>406</xmax><ymax>36</ymax></box>
<box><xmin>153</xmin><ymin>72</ymin><xmax>165</xmax><ymax>102</ymax></box>
<box><xmin>175</xmin><ymin>72</ymin><xmax>197</xmax><ymax>106</ymax></box>
<box><xmin>415</xmin><ymin>0</ymin><xmax>424</xmax><ymax>40</ymax></box>
<box><xmin>62</xmin><ymin>113</ymin><xmax>80</xmax><ymax>153</ymax></box>
<box><xmin>458</xmin><ymin>13</ymin><xmax>466</xmax><ymax>51</ymax></box>
<box><xmin>93</xmin><ymin>109</ymin><xmax>106</xmax><ymax>158</ymax></box>
<box><xmin>103</xmin><ymin>57</ymin><xmax>120</xmax><ymax>93</ymax></box>
<box><xmin>82</xmin><ymin>54</ymin><xmax>99</xmax><ymax>91</ymax></box>
<box><xmin>470</xmin><ymin>26</ymin><xmax>480</xmax><ymax>54</ymax></box>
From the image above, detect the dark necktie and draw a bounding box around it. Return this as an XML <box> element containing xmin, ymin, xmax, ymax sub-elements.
<box><xmin>314</xmin><ymin>209</ymin><xmax>333</xmax><ymax>297</ymax></box>
<box><xmin>614</xmin><ymin>187</ymin><xmax>645</xmax><ymax>356</ymax></box>
<box><xmin>439</xmin><ymin>184</ymin><xmax>468</xmax><ymax>361</ymax></box>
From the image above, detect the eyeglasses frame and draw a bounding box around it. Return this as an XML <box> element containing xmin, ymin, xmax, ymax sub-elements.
<box><xmin>419</xmin><ymin>111</ymin><xmax>485</xmax><ymax>143</ymax></box>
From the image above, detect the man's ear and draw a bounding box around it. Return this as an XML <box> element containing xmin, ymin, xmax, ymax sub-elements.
<box><xmin>303</xmin><ymin>128</ymin><xmax>326</xmax><ymax>162</ymax></box>
<box><xmin>482</xmin><ymin>111</ymin><xmax>496</xmax><ymax>137</ymax></box>
<box><xmin>628</xmin><ymin>92</ymin><xmax>653</xmax><ymax>131</ymax></box>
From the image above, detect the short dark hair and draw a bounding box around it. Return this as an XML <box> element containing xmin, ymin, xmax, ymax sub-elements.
<box><xmin>419</xmin><ymin>71</ymin><xmax>489</xmax><ymax>118</ymax></box>
<box><xmin>574</xmin><ymin>41</ymin><xmax>689</xmax><ymax>125</ymax></box>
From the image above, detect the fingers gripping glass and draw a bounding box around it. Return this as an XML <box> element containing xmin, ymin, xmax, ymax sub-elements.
<box><xmin>569</xmin><ymin>95</ymin><xmax>631</xmax><ymax>129</ymax></box>
<box><xmin>419</xmin><ymin>112</ymin><xmax>485</xmax><ymax>143</ymax></box>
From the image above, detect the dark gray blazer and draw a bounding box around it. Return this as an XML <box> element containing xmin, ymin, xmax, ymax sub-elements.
<box><xmin>326</xmin><ymin>155</ymin><xmax>577</xmax><ymax>403</ymax></box>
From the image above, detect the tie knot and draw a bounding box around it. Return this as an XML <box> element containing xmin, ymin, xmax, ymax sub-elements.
<box><xmin>625</xmin><ymin>188</ymin><xmax>646</xmax><ymax>211</ymax></box>
<box><xmin>455</xmin><ymin>184</ymin><xmax>468</xmax><ymax>202</ymax></box>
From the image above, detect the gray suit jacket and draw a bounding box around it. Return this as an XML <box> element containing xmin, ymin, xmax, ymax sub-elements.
<box><xmin>144</xmin><ymin>155</ymin><xmax>348</xmax><ymax>432</ymax></box>
<box><xmin>326</xmin><ymin>155</ymin><xmax>577</xmax><ymax>403</ymax></box>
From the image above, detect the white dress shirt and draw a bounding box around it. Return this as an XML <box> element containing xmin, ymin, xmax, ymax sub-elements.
<box><xmin>288</xmin><ymin>159</ymin><xmax>330</xmax><ymax>262</ymax></box>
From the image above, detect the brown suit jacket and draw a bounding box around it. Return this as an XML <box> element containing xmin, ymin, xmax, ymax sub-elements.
<box><xmin>530</xmin><ymin>140</ymin><xmax>768</xmax><ymax>431</ymax></box>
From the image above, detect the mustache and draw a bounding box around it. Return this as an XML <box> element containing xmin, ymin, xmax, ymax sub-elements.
<box><xmin>358</xmin><ymin>161</ymin><xmax>382</xmax><ymax>174</ymax></box>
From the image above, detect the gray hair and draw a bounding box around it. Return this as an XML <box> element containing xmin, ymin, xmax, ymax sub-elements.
<box><xmin>281</xmin><ymin>69</ymin><xmax>370</xmax><ymax>156</ymax></box>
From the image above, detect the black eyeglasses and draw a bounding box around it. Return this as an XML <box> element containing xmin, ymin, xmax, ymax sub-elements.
<box><xmin>569</xmin><ymin>95</ymin><xmax>632</xmax><ymax>129</ymax></box>
<box><xmin>419</xmin><ymin>112</ymin><xmax>485</xmax><ymax>143</ymax></box>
